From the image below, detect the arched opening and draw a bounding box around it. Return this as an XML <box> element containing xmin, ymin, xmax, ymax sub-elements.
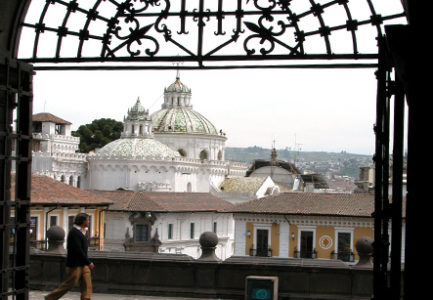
<box><xmin>217</xmin><ymin>150</ymin><xmax>223</xmax><ymax>161</ymax></box>
<box><xmin>199</xmin><ymin>150</ymin><xmax>208</xmax><ymax>161</ymax></box>
<box><xmin>0</xmin><ymin>0</ymin><xmax>421</xmax><ymax>299</ymax></box>
<box><xmin>178</xmin><ymin>149</ymin><xmax>187</xmax><ymax>157</ymax></box>
<box><xmin>69</xmin><ymin>175</ymin><xmax>73</xmax><ymax>186</ymax></box>
<box><xmin>187</xmin><ymin>182</ymin><xmax>192</xmax><ymax>192</ymax></box>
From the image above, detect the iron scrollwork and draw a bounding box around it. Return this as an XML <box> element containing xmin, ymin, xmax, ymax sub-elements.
<box><xmin>19</xmin><ymin>0</ymin><xmax>406</xmax><ymax>68</ymax></box>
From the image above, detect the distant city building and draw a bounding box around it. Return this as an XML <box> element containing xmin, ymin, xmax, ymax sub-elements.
<box><xmin>93</xmin><ymin>190</ymin><xmax>234</xmax><ymax>260</ymax></box>
<box><xmin>230</xmin><ymin>192</ymin><xmax>406</xmax><ymax>263</ymax></box>
<box><xmin>31</xmin><ymin>112</ymin><xmax>87</xmax><ymax>188</ymax></box>
<box><xmin>245</xmin><ymin>147</ymin><xmax>330</xmax><ymax>192</ymax></box>
<box><xmin>12</xmin><ymin>174</ymin><xmax>111</xmax><ymax>250</ymax></box>
<box><xmin>217</xmin><ymin>176</ymin><xmax>280</xmax><ymax>204</ymax></box>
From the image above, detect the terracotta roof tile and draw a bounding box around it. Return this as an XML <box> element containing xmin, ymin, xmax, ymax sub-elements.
<box><xmin>229</xmin><ymin>192</ymin><xmax>378</xmax><ymax>217</ymax></box>
<box><xmin>12</xmin><ymin>175</ymin><xmax>112</xmax><ymax>206</ymax></box>
<box><xmin>33</xmin><ymin>113</ymin><xmax>72</xmax><ymax>125</ymax></box>
<box><xmin>91</xmin><ymin>191</ymin><xmax>233</xmax><ymax>212</ymax></box>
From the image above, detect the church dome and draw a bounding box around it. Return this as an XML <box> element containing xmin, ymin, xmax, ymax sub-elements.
<box><xmin>151</xmin><ymin>108</ymin><xmax>218</xmax><ymax>135</ymax></box>
<box><xmin>95</xmin><ymin>138</ymin><xmax>180</xmax><ymax>158</ymax></box>
<box><xmin>151</xmin><ymin>76</ymin><xmax>219</xmax><ymax>136</ymax></box>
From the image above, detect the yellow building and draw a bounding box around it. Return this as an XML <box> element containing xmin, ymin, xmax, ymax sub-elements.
<box><xmin>231</xmin><ymin>192</ymin><xmax>400</xmax><ymax>263</ymax></box>
<box><xmin>12</xmin><ymin>174</ymin><xmax>112</xmax><ymax>250</ymax></box>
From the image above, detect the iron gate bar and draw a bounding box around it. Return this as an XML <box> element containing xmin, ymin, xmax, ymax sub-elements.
<box><xmin>31</xmin><ymin>63</ymin><xmax>378</xmax><ymax>71</ymax></box>
<box><xmin>373</xmin><ymin>36</ymin><xmax>391</xmax><ymax>299</ymax></box>
<box><xmin>390</xmin><ymin>74</ymin><xmax>404</xmax><ymax>300</ymax></box>
<box><xmin>0</xmin><ymin>55</ymin><xmax>33</xmax><ymax>300</ymax></box>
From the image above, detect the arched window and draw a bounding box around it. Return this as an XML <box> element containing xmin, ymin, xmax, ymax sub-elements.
<box><xmin>69</xmin><ymin>176</ymin><xmax>73</xmax><ymax>185</ymax></box>
<box><xmin>60</xmin><ymin>175</ymin><xmax>66</xmax><ymax>183</ymax></box>
<box><xmin>77</xmin><ymin>176</ymin><xmax>81</xmax><ymax>188</ymax></box>
<box><xmin>187</xmin><ymin>182</ymin><xmax>192</xmax><ymax>192</ymax></box>
<box><xmin>217</xmin><ymin>150</ymin><xmax>222</xmax><ymax>160</ymax></box>
<box><xmin>199</xmin><ymin>150</ymin><xmax>208</xmax><ymax>161</ymax></box>
<box><xmin>178</xmin><ymin>149</ymin><xmax>187</xmax><ymax>157</ymax></box>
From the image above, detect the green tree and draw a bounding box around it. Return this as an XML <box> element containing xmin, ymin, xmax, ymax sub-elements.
<box><xmin>72</xmin><ymin>118</ymin><xmax>123</xmax><ymax>153</ymax></box>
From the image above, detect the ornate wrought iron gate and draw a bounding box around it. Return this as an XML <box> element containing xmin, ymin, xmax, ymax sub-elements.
<box><xmin>1</xmin><ymin>0</ymin><xmax>411</xmax><ymax>299</ymax></box>
<box><xmin>0</xmin><ymin>56</ymin><xmax>33</xmax><ymax>300</ymax></box>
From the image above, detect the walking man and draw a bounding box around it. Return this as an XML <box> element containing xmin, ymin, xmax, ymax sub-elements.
<box><xmin>45</xmin><ymin>213</ymin><xmax>94</xmax><ymax>300</ymax></box>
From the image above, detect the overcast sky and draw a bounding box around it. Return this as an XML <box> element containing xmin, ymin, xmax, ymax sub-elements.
<box><xmin>32</xmin><ymin>67</ymin><xmax>381</xmax><ymax>155</ymax></box>
<box><xmin>25</xmin><ymin>0</ymin><xmax>407</xmax><ymax>156</ymax></box>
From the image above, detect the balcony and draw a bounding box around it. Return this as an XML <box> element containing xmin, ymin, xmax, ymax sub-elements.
<box><xmin>294</xmin><ymin>249</ymin><xmax>317</xmax><ymax>259</ymax></box>
<box><xmin>331</xmin><ymin>251</ymin><xmax>355</xmax><ymax>262</ymax></box>
<box><xmin>249</xmin><ymin>248</ymin><xmax>272</xmax><ymax>257</ymax></box>
<box><xmin>30</xmin><ymin>240</ymin><xmax>47</xmax><ymax>251</ymax></box>
<box><xmin>89</xmin><ymin>237</ymin><xmax>101</xmax><ymax>251</ymax></box>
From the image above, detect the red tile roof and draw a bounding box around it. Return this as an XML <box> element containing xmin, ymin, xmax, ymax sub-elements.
<box><xmin>33</xmin><ymin>113</ymin><xmax>72</xmax><ymax>125</ymax></box>
<box><xmin>91</xmin><ymin>191</ymin><xmax>233</xmax><ymax>212</ymax></box>
<box><xmin>12</xmin><ymin>174</ymin><xmax>112</xmax><ymax>206</ymax></box>
<box><xmin>229</xmin><ymin>192</ymin><xmax>377</xmax><ymax>217</ymax></box>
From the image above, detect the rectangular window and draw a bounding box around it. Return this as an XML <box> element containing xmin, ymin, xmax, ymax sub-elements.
<box><xmin>86</xmin><ymin>215</ymin><xmax>92</xmax><ymax>239</ymax></box>
<box><xmin>256</xmin><ymin>229</ymin><xmax>269</xmax><ymax>257</ymax></box>
<box><xmin>135</xmin><ymin>224</ymin><xmax>149</xmax><ymax>242</ymax></box>
<box><xmin>55</xmin><ymin>124</ymin><xmax>62</xmax><ymax>134</ymax></box>
<box><xmin>68</xmin><ymin>215</ymin><xmax>75</xmax><ymax>231</ymax></box>
<box><xmin>337</xmin><ymin>232</ymin><xmax>353</xmax><ymax>262</ymax></box>
<box><xmin>168</xmin><ymin>224</ymin><xmax>173</xmax><ymax>240</ymax></box>
<box><xmin>49</xmin><ymin>215</ymin><xmax>58</xmax><ymax>227</ymax></box>
<box><xmin>213</xmin><ymin>222</ymin><xmax>217</xmax><ymax>234</ymax></box>
<box><xmin>190</xmin><ymin>223</ymin><xmax>195</xmax><ymax>239</ymax></box>
<box><xmin>30</xmin><ymin>217</ymin><xmax>38</xmax><ymax>241</ymax></box>
<box><xmin>300</xmin><ymin>231</ymin><xmax>314</xmax><ymax>258</ymax></box>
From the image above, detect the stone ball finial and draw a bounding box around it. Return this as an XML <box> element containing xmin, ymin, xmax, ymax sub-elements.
<box><xmin>355</xmin><ymin>237</ymin><xmax>373</xmax><ymax>268</ymax></box>
<box><xmin>46</xmin><ymin>226</ymin><xmax>66</xmax><ymax>254</ymax></box>
<box><xmin>199</xmin><ymin>231</ymin><xmax>218</xmax><ymax>248</ymax></box>
<box><xmin>197</xmin><ymin>232</ymin><xmax>220</xmax><ymax>262</ymax></box>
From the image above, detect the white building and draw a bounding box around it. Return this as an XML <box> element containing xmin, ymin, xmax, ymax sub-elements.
<box><xmin>31</xmin><ymin>112</ymin><xmax>88</xmax><ymax>188</ymax></box>
<box><xmin>94</xmin><ymin>190</ymin><xmax>235</xmax><ymax>260</ymax></box>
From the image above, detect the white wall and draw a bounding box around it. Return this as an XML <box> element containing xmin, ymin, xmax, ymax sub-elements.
<box><xmin>104</xmin><ymin>211</ymin><xmax>235</xmax><ymax>260</ymax></box>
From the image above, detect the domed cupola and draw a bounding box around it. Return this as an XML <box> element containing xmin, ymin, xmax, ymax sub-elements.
<box><xmin>164</xmin><ymin>75</ymin><xmax>192</xmax><ymax>94</ymax></box>
<box><xmin>122</xmin><ymin>98</ymin><xmax>153</xmax><ymax>138</ymax></box>
<box><xmin>126</xmin><ymin>98</ymin><xmax>149</xmax><ymax>121</ymax></box>
<box><xmin>93</xmin><ymin>98</ymin><xmax>180</xmax><ymax>159</ymax></box>
<box><xmin>151</xmin><ymin>75</ymin><xmax>218</xmax><ymax>135</ymax></box>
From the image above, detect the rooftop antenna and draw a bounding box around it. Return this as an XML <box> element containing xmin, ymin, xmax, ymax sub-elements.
<box><xmin>173</xmin><ymin>57</ymin><xmax>183</xmax><ymax>79</ymax></box>
<box><xmin>270</xmin><ymin>138</ymin><xmax>277</xmax><ymax>178</ymax></box>
<box><xmin>293</xmin><ymin>134</ymin><xmax>302</xmax><ymax>164</ymax></box>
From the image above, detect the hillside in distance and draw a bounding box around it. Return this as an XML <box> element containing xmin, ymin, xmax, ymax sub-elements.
<box><xmin>225</xmin><ymin>146</ymin><xmax>373</xmax><ymax>179</ymax></box>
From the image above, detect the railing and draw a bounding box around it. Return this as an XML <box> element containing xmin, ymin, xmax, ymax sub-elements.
<box><xmin>249</xmin><ymin>248</ymin><xmax>272</xmax><ymax>257</ymax></box>
<box><xmin>89</xmin><ymin>237</ymin><xmax>101</xmax><ymax>251</ymax></box>
<box><xmin>331</xmin><ymin>251</ymin><xmax>355</xmax><ymax>262</ymax></box>
<box><xmin>30</xmin><ymin>240</ymin><xmax>47</xmax><ymax>251</ymax></box>
<box><xmin>294</xmin><ymin>249</ymin><xmax>317</xmax><ymax>259</ymax></box>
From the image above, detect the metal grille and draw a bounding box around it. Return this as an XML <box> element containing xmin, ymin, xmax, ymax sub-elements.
<box><xmin>372</xmin><ymin>36</ymin><xmax>406</xmax><ymax>300</ymax></box>
<box><xmin>19</xmin><ymin>0</ymin><xmax>406</xmax><ymax>70</ymax></box>
<box><xmin>0</xmin><ymin>56</ymin><xmax>33</xmax><ymax>300</ymax></box>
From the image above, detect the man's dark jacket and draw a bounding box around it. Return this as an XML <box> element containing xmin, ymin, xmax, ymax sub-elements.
<box><xmin>66</xmin><ymin>227</ymin><xmax>91</xmax><ymax>267</ymax></box>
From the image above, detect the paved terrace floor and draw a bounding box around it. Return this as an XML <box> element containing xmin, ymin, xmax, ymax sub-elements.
<box><xmin>29</xmin><ymin>290</ymin><xmax>218</xmax><ymax>300</ymax></box>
